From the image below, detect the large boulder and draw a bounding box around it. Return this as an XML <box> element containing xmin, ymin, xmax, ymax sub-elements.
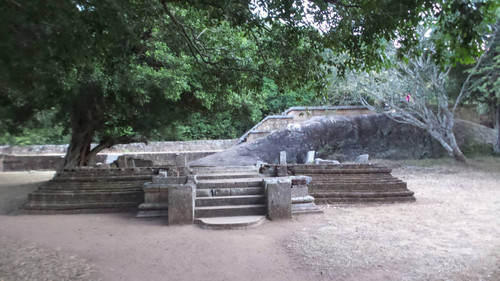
<box><xmin>190</xmin><ymin>114</ymin><xmax>495</xmax><ymax>166</ymax></box>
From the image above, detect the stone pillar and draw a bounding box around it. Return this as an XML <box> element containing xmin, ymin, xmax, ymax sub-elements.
<box><xmin>279</xmin><ymin>151</ymin><xmax>287</xmax><ymax>165</ymax></box>
<box><xmin>265</xmin><ymin>179</ymin><xmax>292</xmax><ymax>220</ymax></box>
<box><xmin>168</xmin><ymin>183</ymin><xmax>196</xmax><ymax>225</ymax></box>
<box><xmin>306</xmin><ymin>151</ymin><xmax>315</xmax><ymax>164</ymax></box>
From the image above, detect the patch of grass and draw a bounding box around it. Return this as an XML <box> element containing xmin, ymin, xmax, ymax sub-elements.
<box><xmin>462</xmin><ymin>143</ymin><xmax>495</xmax><ymax>158</ymax></box>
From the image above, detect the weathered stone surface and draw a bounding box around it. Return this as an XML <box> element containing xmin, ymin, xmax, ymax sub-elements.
<box><xmin>291</xmin><ymin>186</ymin><xmax>309</xmax><ymax>198</ymax></box>
<box><xmin>355</xmin><ymin>154</ymin><xmax>369</xmax><ymax>164</ymax></box>
<box><xmin>291</xmin><ymin>195</ymin><xmax>315</xmax><ymax>204</ymax></box>
<box><xmin>315</xmin><ymin>158</ymin><xmax>340</xmax><ymax>165</ymax></box>
<box><xmin>265</xmin><ymin>179</ymin><xmax>292</xmax><ymax>220</ymax></box>
<box><xmin>291</xmin><ymin>175</ymin><xmax>312</xmax><ymax>186</ymax></box>
<box><xmin>152</xmin><ymin>176</ymin><xmax>187</xmax><ymax>185</ymax></box>
<box><xmin>168</xmin><ymin>184</ymin><xmax>196</xmax><ymax>225</ymax></box>
<box><xmin>190</xmin><ymin>115</ymin><xmax>495</xmax><ymax>166</ymax></box>
<box><xmin>24</xmin><ymin>168</ymin><xmax>155</xmax><ymax>213</ymax></box>
<box><xmin>305</xmin><ymin>151</ymin><xmax>315</xmax><ymax>164</ymax></box>
<box><xmin>213</xmin><ymin>189</ymin><xmax>231</xmax><ymax>196</ymax></box>
<box><xmin>280</xmin><ymin>151</ymin><xmax>287</xmax><ymax>165</ymax></box>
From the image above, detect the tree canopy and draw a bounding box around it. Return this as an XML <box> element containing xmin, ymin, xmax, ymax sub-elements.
<box><xmin>1</xmin><ymin>0</ymin><xmax>497</xmax><ymax>168</ymax></box>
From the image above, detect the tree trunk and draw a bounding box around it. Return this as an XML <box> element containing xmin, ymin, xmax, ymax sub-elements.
<box><xmin>60</xmin><ymin>112</ymin><xmax>97</xmax><ymax>170</ymax></box>
<box><xmin>429</xmin><ymin>128</ymin><xmax>468</xmax><ymax>163</ymax></box>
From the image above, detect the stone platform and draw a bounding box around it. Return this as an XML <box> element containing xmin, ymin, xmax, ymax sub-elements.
<box><xmin>262</xmin><ymin>164</ymin><xmax>415</xmax><ymax>204</ymax></box>
<box><xmin>23</xmin><ymin>167</ymin><xmax>165</xmax><ymax>213</ymax></box>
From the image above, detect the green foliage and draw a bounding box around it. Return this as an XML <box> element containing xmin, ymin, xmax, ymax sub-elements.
<box><xmin>1</xmin><ymin>0</ymin><xmax>497</xmax><ymax>166</ymax></box>
<box><xmin>462</xmin><ymin>143</ymin><xmax>495</xmax><ymax>157</ymax></box>
<box><xmin>468</xmin><ymin>22</ymin><xmax>500</xmax><ymax>109</ymax></box>
<box><xmin>0</xmin><ymin>108</ymin><xmax>70</xmax><ymax>145</ymax></box>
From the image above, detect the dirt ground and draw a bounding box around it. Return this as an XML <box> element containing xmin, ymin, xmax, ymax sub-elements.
<box><xmin>0</xmin><ymin>158</ymin><xmax>499</xmax><ymax>281</ymax></box>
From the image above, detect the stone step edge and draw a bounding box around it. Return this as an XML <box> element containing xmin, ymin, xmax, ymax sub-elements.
<box><xmin>194</xmin><ymin>216</ymin><xmax>267</xmax><ymax>230</ymax></box>
<box><xmin>196</xmin><ymin>195</ymin><xmax>265</xmax><ymax>200</ymax></box>
<box><xmin>196</xmin><ymin>186</ymin><xmax>265</xmax><ymax>190</ymax></box>
<box><xmin>195</xmin><ymin>204</ymin><xmax>266</xmax><ymax>211</ymax></box>
<box><xmin>311</xmin><ymin>191</ymin><xmax>414</xmax><ymax>198</ymax></box>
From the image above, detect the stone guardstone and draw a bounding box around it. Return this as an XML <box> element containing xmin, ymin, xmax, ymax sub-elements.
<box><xmin>265</xmin><ymin>179</ymin><xmax>292</xmax><ymax>220</ymax></box>
<box><xmin>279</xmin><ymin>151</ymin><xmax>287</xmax><ymax>165</ymax></box>
<box><xmin>355</xmin><ymin>154</ymin><xmax>369</xmax><ymax>164</ymax></box>
<box><xmin>168</xmin><ymin>183</ymin><xmax>196</xmax><ymax>225</ymax></box>
<box><xmin>305</xmin><ymin>151</ymin><xmax>315</xmax><ymax>164</ymax></box>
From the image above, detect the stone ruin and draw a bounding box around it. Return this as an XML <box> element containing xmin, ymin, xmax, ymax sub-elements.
<box><xmin>23</xmin><ymin>149</ymin><xmax>413</xmax><ymax>228</ymax></box>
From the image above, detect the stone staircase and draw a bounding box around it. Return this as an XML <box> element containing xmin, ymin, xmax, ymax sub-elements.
<box><xmin>191</xmin><ymin>166</ymin><xmax>267</xmax><ymax>228</ymax></box>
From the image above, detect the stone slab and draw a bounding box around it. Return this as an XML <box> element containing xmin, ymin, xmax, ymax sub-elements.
<box><xmin>168</xmin><ymin>184</ymin><xmax>195</xmax><ymax>225</ymax></box>
<box><xmin>194</xmin><ymin>216</ymin><xmax>266</xmax><ymax>230</ymax></box>
<box><xmin>279</xmin><ymin>151</ymin><xmax>287</xmax><ymax>165</ymax></box>
<box><xmin>305</xmin><ymin>151</ymin><xmax>315</xmax><ymax>164</ymax></box>
<box><xmin>265</xmin><ymin>179</ymin><xmax>292</xmax><ymax>220</ymax></box>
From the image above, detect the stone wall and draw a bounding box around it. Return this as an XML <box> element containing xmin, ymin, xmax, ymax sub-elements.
<box><xmin>284</xmin><ymin>106</ymin><xmax>374</xmax><ymax>121</ymax></box>
<box><xmin>0</xmin><ymin>139</ymin><xmax>237</xmax><ymax>171</ymax></box>
<box><xmin>0</xmin><ymin>139</ymin><xmax>237</xmax><ymax>155</ymax></box>
<box><xmin>0</xmin><ymin>152</ymin><xmax>218</xmax><ymax>171</ymax></box>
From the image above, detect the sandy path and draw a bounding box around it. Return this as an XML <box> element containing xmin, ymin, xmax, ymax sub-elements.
<box><xmin>1</xmin><ymin>159</ymin><xmax>499</xmax><ymax>281</ymax></box>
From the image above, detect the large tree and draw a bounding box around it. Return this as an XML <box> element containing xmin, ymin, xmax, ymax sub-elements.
<box><xmin>1</xmin><ymin>0</ymin><xmax>496</xmax><ymax>168</ymax></box>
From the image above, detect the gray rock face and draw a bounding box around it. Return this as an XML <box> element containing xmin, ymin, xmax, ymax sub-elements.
<box><xmin>190</xmin><ymin>114</ymin><xmax>495</xmax><ymax>166</ymax></box>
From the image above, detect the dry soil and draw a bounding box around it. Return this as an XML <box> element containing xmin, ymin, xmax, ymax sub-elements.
<box><xmin>0</xmin><ymin>158</ymin><xmax>499</xmax><ymax>281</ymax></box>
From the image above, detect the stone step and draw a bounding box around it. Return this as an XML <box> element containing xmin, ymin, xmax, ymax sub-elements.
<box><xmin>196</xmin><ymin>173</ymin><xmax>262</xmax><ymax>180</ymax></box>
<box><xmin>196</xmin><ymin>195</ymin><xmax>265</xmax><ymax>207</ymax></box>
<box><xmin>196</xmin><ymin>178</ymin><xmax>263</xmax><ymax>189</ymax></box>
<box><xmin>194</xmin><ymin>216</ymin><xmax>267</xmax><ymax>230</ymax></box>
<box><xmin>24</xmin><ymin>201</ymin><xmax>140</xmax><ymax>212</ymax></box>
<box><xmin>190</xmin><ymin>166</ymin><xmax>259</xmax><ymax>174</ymax></box>
<box><xmin>39</xmin><ymin>182</ymin><xmax>144</xmax><ymax>190</ymax></box>
<box><xmin>311</xmin><ymin>190</ymin><xmax>415</xmax><ymax>199</ymax></box>
<box><xmin>27</xmin><ymin>190</ymin><xmax>143</xmax><ymax>204</ymax></box>
<box><xmin>311</xmin><ymin>179</ymin><xmax>403</xmax><ymax>185</ymax></box>
<box><xmin>196</xmin><ymin>187</ymin><xmax>265</xmax><ymax>197</ymax></box>
<box><xmin>195</xmin><ymin>204</ymin><xmax>266</xmax><ymax>218</ymax></box>
<box><xmin>52</xmin><ymin>175</ymin><xmax>152</xmax><ymax>182</ymax></box>
<box><xmin>309</xmin><ymin>182</ymin><xmax>408</xmax><ymax>191</ymax></box>
<box><xmin>315</xmin><ymin>196</ymin><xmax>416</xmax><ymax>204</ymax></box>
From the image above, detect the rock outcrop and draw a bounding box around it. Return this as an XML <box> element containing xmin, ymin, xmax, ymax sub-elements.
<box><xmin>191</xmin><ymin>114</ymin><xmax>495</xmax><ymax>166</ymax></box>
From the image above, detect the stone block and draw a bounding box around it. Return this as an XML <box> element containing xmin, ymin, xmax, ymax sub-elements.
<box><xmin>117</xmin><ymin>156</ymin><xmax>128</xmax><ymax>168</ymax></box>
<box><xmin>315</xmin><ymin>158</ymin><xmax>340</xmax><ymax>165</ymax></box>
<box><xmin>279</xmin><ymin>151</ymin><xmax>287</xmax><ymax>165</ymax></box>
<box><xmin>175</xmin><ymin>154</ymin><xmax>187</xmax><ymax>166</ymax></box>
<box><xmin>265</xmin><ymin>179</ymin><xmax>292</xmax><ymax>220</ymax></box>
<box><xmin>291</xmin><ymin>195</ymin><xmax>315</xmax><ymax>204</ymax></box>
<box><xmin>213</xmin><ymin>189</ymin><xmax>231</xmax><ymax>196</ymax></box>
<box><xmin>306</xmin><ymin>151</ymin><xmax>315</xmax><ymax>164</ymax></box>
<box><xmin>152</xmin><ymin>176</ymin><xmax>187</xmax><ymax>185</ymax></box>
<box><xmin>168</xmin><ymin>184</ymin><xmax>195</xmax><ymax>225</ymax></box>
<box><xmin>126</xmin><ymin>157</ymin><xmax>136</xmax><ymax>168</ymax></box>
<box><xmin>291</xmin><ymin>186</ymin><xmax>309</xmax><ymax>198</ymax></box>
<box><xmin>355</xmin><ymin>154</ymin><xmax>369</xmax><ymax>164</ymax></box>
